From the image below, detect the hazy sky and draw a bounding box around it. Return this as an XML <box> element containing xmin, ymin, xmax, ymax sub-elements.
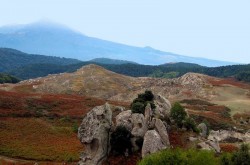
<box><xmin>0</xmin><ymin>0</ymin><xmax>249</xmax><ymax>63</ymax></box>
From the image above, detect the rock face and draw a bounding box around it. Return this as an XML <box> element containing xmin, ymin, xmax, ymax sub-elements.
<box><xmin>197</xmin><ymin>123</ymin><xmax>208</xmax><ymax>137</ymax></box>
<box><xmin>155</xmin><ymin>118</ymin><xmax>170</xmax><ymax>147</ymax></box>
<box><xmin>131</xmin><ymin>113</ymin><xmax>147</xmax><ymax>137</ymax></box>
<box><xmin>142</xmin><ymin>130</ymin><xmax>167</xmax><ymax>157</ymax></box>
<box><xmin>208</xmin><ymin>130</ymin><xmax>250</xmax><ymax>143</ymax></box>
<box><xmin>78</xmin><ymin>103</ymin><xmax>112</xmax><ymax>165</ymax></box>
<box><xmin>154</xmin><ymin>94</ymin><xmax>171</xmax><ymax>118</ymax></box>
<box><xmin>77</xmin><ymin>95</ymin><xmax>172</xmax><ymax>164</ymax></box>
<box><xmin>115</xmin><ymin>110</ymin><xmax>132</xmax><ymax>131</ymax></box>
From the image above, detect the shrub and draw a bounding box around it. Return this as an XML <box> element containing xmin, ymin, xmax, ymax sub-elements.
<box><xmin>143</xmin><ymin>90</ymin><xmax>154</xmax><ymax>101</ymax></box>
<box><xmin>131</xmin><ymin>102</ymin><xmax>145</xmax><ymax>114</ymax></box>
<box><xmin>231</xmin><ymin>144</ymin><xmax>250</xmax><ymax>165</ymax></box>
<box><xmin>183</xmin><ymin>117</ymin><xmax>199</xmax><ymax>133</ymax></box>
<box><xmin>220</xmin><ymin>153</ymin><xmax>233</xmax><ymax>165</ymax></box>
<box><xmin>110</xmin><ymin>126</ymin><xmax>132</xmax><ymax>155</ymax></box>
<box><xmin>170</xmin><ymin>102</ymin><xmax>187</xmax><ymax>127</ymax></box>
<box><xmin>131</xmin><ymin>90</ymin><xmax>155</xmax><ymax>114</ymax></box>
<box><xmin>138</xmin><ymin>148</ymin><xmax>219</xmax><ymax>165</ymax></box>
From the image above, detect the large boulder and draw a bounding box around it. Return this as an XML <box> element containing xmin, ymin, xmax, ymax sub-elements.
<box><xmin>155</xmin><ymin>118</ymin><xmax>170</xmax><ymax>147</ymax></box>
<box><xmin>154</xmin><ymin>94</ymin><xmax>171</xmax><ymax>118</ymax></box>
<box><xmin>78</xmin><ymin>103</ymin><xmax>112</xmax><ymax>165</ymax></box>
<box><xmin>197</xmin><ymin>123</ymin><xmax>208</xmax><ymax>137</ymax></box>
<box><xmin>131</xmin><ymin>113</ymin><xmax>147</xmax><ymax>137</ymax></box>
<box><xmin>115</xmin><ymin>110</ymin><xmax>132</xmax><ymax>131</ymax></box>
<box><xmin>142</xmin><ymin>130</ymin><xmax>167</xmax><ymax>157</ymax></box>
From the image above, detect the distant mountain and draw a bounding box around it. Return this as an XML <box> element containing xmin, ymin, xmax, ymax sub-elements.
<box><xmin>90</xmin><ymin>58</ymin><xmax>137</xmax><ymax>65</ymax></box>
<box><xmin>0</xmin><ymin>21</ymin><xmax>236</xmax><ymax>67</ymax></box>
<box><xmin>0</xmin><ymin>48</ymin><xmax>81</xmax><ymax>72</ymax></box>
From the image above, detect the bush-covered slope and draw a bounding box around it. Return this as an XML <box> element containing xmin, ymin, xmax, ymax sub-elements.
<box><xmin>6</xmin><ymin>61</ymin><xmax>250</xmax><ymax>82</ymax></box>
<box><xmin>0</xmin><ymin>48</ymin><xmax>81</xmax><ymax>72</ymax></box>
<box><xmin>0</xmin><ymin>73</ymin><xmax>20</xmax><ymax>83</ymax></box>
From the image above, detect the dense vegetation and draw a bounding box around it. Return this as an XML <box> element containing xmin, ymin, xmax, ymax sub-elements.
<box><xmin>1</xmin><ymin>48</ymin><xmax>250</xmax><ymax>82</ymax></box>
<box><xmin>0</xmin><ymin>73</ymin><xmax>20</xmax><ymax>83</ymax></box>
<box><xmin>0</xmin><ymin>48</ymin><xmax>81</xmax><ymax>72</ymax></box>
<box><xmin>235</xmin><ymin>71</ymin><xmax>250</xmax><ymax>82</ymax></box>
<box><xmin>131</xmin><ymin>90</ymin><xmax>155</xmax><ymax>114</ymax></box>
<box><xmin>139</xmin><ymin>144</ymin><xmax>250</xmax><ymax>165</ymax></box>
<box><xmin>171</xmin><ymin>102</ymin><xmax>199</xmax><ymax>132</ymax></box>
<box><xmin>2</xmin><ymin>61</ymin><xmax>250</xmax><ymax>82</ymax></box>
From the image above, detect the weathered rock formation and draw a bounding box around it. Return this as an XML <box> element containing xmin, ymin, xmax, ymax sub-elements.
<box><xmin>155</xmin><ymin>118</ymin><xmax>170</xmax><ymax>146</ymax></box>
<box><xmin>78</xmin><ymin>103</ymin><xmax>112</xmax><ymax>165</ymax></box>
<box><xmin>154</xmin><ymin>94</ymin><xmax>171</xmax><ymax>119</ymax></box>
<box><xmin>197</xmin><ymin>123</ymin><xmax>208</xmax><ymax>137</ymax></box>
<box><xmin>78</xmin><ymin>95</ymin><xmax>172</xmax><ymax>164</ymax></box>
<box><xmin>115</xmin><ymin>110</ymin><xmax>133</xmax><ymax>131</ymax></box>
<box><xmin>208</xmin><ymin>130</ymin><xmax>250</xmax><ymax>143</ymax></box>
<box><xmin>141</xmin><ymin>130</ymin><xmax>167</xmax><ymax>157</ymax></box>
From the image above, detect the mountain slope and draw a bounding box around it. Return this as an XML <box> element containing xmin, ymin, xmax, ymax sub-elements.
<box><xmin>0</xmin><ymin>48</ymin><xmax>81</xmax><ymax>72</ymax></box>
<box><xmin>0</xmin><ymin>21</ymin><xmax>236</xmax><ymax>67</ymax></box>
<box><xmin>2</xmin><ymin>64</ymin><xmax>249</xmax><ymax>115</ymax></box>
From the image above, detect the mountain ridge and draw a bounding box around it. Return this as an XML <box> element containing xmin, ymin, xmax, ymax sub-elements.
<box><xmin>0</xmin><ymin>21</ymin><xmax>237</xmax><ymax>67</ymax></box>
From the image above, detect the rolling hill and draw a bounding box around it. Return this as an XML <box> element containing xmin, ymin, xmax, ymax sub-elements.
<box><xmin>2</xmin><ymin>64</ymin><xmax>249</xmax><ymax>116</ymax></box>
<box><xmin>0</xmin><ymin>21</ymin><xmax>236</xmax><ymax>67</ymax></box>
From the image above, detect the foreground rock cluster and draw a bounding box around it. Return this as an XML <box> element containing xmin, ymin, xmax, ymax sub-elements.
<box><xmin>77</xmin><ymin>94</ymin><xmax>250</xmax><ymax>165</ymax></box>
<box><xmin>77</xmin><ymin>94</ymin><xmax>171</xmax><ymax>165</ymax></box>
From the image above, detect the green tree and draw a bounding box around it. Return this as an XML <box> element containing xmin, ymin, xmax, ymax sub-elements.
<box><xmin>170</xmin><ymin>102</ymin><xmax>187</xmax><ymax>127</ymax></box>
<box><xmin>183</xmin><ymin>117</ymin><xmax>199</xmax><ymax>132</ymax></box>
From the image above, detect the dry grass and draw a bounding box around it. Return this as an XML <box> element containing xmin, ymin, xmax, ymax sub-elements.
<box><xmin>0</xmin><ymin>117</ymin><xmax>82</xmax><ymax>162</ymax></box>
<box><xmin>0</xmin><ymin>90</ymin><xmax>129</xmax><ymax>163</ymax></box>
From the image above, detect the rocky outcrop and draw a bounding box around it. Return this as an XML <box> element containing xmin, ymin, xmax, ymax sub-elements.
<box><xmin>142</xmin><ymin>130</ymin><xmax>167</xmax><ymax>157</ymax></box>
<box><xmin>77</xmin><ymin>94</ymin><xmax>172</xmax><ymax>164</ymax></box>
<box><xmin>197</xmin><ymin>123</ymin><xmax>208</xmax><ymax>137</ymax></box>
<box><xmin>154</xmin><ymin>94</ymin><xmax>171</xmax><ymax>119</ymax></box>
<box><xmin>78</xmin><ymin>103</ymin><xmax>112</xmax><ymax>165</ymax></box>
<box><xmin>115</xmin><ymin>110</ymin><xmax>132</xmax><ymax>131</ymax></box>
<box><xmin>208</xmin><ymin>130</ymin><xmax>250</xmax><ymax>143</ymax></box>
<box><xmin>131</xmin><ymin>113</ymin><xmax>147</xmax><ymax>137</ymax></box>
<box><xmin>155</xmin><ymin>118</ymin><xmax>170</xmax><ymax>147</ymax></box>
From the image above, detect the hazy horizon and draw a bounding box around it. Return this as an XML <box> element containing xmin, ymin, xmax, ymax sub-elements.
<box><xmin>0</xmin><ymin>0</ymin><xmax>249</xmax><ymax>63</ymax></box>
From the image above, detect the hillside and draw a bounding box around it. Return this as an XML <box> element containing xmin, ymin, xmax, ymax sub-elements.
<box><xmin>2</xmin><ymin>64</ymin><xmax>249</xmax><ymax>115</ymax></box>
<box><xmin>4</xmin><ymin>59</ymin><xmax>250</xmax><ymax>82</ymax></box>
<box><xmin>0</xmin><ymin>64</ymin><xmax>249</xmax><ymax>164</ymax></box>
<box><xmin>0</xmin><ymin>48</ymin><xmax>81</xmax><ymax>72</ymax></box>
<box><xmin>0</xmin><ymin>73</ymin><xmax>20</xmax><ymax>84</ymax></box>
<box><xmin>0</xmin><ymin>21</ymin><xmax>236</xmax><ymax>67</ymax></box>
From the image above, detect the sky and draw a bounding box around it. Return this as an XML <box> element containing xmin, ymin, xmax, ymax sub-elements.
<box><xmin>0</xmin><ymin>0</ymin><xmax>249</xmax><ymax>63</ymax></box>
